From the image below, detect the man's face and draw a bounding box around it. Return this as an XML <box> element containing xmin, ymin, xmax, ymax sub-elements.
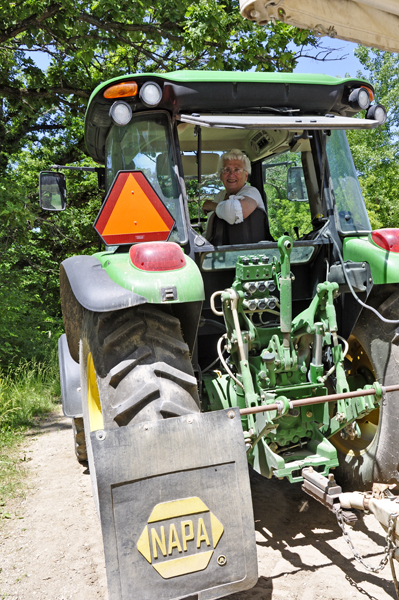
<box><xmin>220</xmin><ymin>159</ymin><xmax>248</xmax><ymax>195</ymax></box>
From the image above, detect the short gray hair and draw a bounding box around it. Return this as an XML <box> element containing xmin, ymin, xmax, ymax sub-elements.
<box><xmin>218</xmin><ymin>149</ymin><xmax>251</xmax><ymax>176</ymax></box>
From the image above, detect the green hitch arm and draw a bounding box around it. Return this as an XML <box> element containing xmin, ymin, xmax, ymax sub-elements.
<box><xmin>222</xmin><ymin>288</ymin><xmax>259</xmax><ymax>407</ymax></box>
<box><xmin>278</xmin><ymin>236</ymin><xmax>293</xmax><ymax>360</ymax></box>
<box><xmin>316</xmin><ymin>282</ymin><xmax>339</xmax><ymax>334</ymax></box>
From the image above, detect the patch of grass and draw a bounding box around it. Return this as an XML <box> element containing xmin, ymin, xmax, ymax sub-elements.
<box><xmin>0</xmin><ymin>357</ymin><xmax>60</xmax><ymax>502</ymax></box>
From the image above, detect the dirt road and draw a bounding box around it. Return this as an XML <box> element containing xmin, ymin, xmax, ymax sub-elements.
<box><xmin>0</xmin><ymin>409</ymin><xmax>397</xmax><ymax>600</ymax></box>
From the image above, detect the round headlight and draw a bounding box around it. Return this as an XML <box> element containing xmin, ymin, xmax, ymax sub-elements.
<box><xmin>109</xmin><ymin>101</ymin><xmax>132</xmax><ymax>126</ymax></box>
<box><xmin>348</xmin><ymin>87</ymin><xmax>371</xmax><ymax>110</ymax></box>
<box><xmin>139</xmin><ymin>81</ymin><xmax>162</xmax><ymax>107</ymax></box>
<box><xmin>366</xmin><ymin>104</ymin><xmax>387</xmax><ymax>125</ymax></box>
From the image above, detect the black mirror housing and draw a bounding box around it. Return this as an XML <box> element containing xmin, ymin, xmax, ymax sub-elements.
<box><xmin>39</xmin><ymin>171</ymin><xmax>67</xmax><ymax>211</ymax></box>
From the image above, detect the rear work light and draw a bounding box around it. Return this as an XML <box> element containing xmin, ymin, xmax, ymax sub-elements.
<box><xmin>130</xmin><ymin>242</ymin><xmax>186</xmax><ymax>271</ymax></box>
<box><xmin>109</xmin><ymin>101</ymin><xmax>132</xmax><ymax>126</ymax></box>
<box><xmin>371</xmin><ymin>229</ymin><xmax>399</xmax><ymax>252</ymax></box>
<box><xmin>349</xmin><ymin>87</ymin><xmax>371</xmax><ymax>110</ymax></box>
<box><xmin>366</xmin><ymin>104</ymin><xmax>387</xmax><ymax>125</ymax></box>
<box><xmin>104</xmin><ymin>81</ymin><xmax>138</xmax><ymax>99</ymax></box>
<box><xmin>139</xmin><ymin>81</ymin><xmax>162</xmax><ymax>107</ymax></box>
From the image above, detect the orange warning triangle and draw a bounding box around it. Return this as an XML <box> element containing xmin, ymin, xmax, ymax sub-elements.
<box><xmin>102</xmin><ymin>173</ymin><xmax>170</xmax><ymax>236</ymax></box>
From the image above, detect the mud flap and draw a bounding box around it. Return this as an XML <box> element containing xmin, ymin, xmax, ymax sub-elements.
<box><xmin>91</xmin><ymin>407</ymin><xmax>258</xmax><ymax>600</ymax></box>
<box><xmin>58</xmin><ymin>334</ymin><xmax>82</xmax><ymax>418</ymax></box>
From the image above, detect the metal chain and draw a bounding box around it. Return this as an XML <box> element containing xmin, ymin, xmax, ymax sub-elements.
<box><xmin>336</xmin><ymin>509</ymin><xmax>399</xmax><ymax>573</ymax></box>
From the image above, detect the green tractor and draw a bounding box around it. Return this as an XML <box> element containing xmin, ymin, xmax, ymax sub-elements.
<box><xmin>42</xmin><ymin>71</ymin><xmax>399</xmax><ymax>600</ymax></box>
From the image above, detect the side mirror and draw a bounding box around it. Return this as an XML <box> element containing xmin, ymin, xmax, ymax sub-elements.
<box><xmin>287</xmin><ymin>166</ymin><xmax>308</xmax><ymax>202</ymax></box>
<box><xmin>39</xmin><ymin>171</ymin><xmax>67</xmax><ymax>211</ymax></box>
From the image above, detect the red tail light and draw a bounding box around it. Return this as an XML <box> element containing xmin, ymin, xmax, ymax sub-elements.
<box><xmin>130</xmin><ymin>242</ymin><xmax>186</xmax><ymax>271</ymax></box>
<box><xmin>371</xmin><ymin>229</ymin><xmax>399</xmax><ymax>253</ymax></box>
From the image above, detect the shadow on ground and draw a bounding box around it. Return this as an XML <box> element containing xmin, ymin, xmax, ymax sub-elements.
<box><xmin>225</xmin><ymin>472</ymin><xmax>394</xmax><ymax>599</ymax></box>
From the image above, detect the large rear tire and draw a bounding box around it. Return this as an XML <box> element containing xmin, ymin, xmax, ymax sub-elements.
<box><xmin>332</xmin><ymin>301</ymin><xmax>399</xmax><ymax>490</ymax></box>
<box><xmin>79</xmin><ymin>304</ymin><xmax>200</xmax><ymax>507</ymax></box>
<box><xmin>72</xmin><ymin>417</ymin><xmax>87</xmax><ymax>463</ymax></box>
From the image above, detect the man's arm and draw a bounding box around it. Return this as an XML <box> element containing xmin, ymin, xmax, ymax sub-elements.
<box><xmin>202</xmin><ymin>200</ymin><xmax>218</xmax><ymax>213</ymax></box>
<box><xmin>203</xmin><ymin>196</ymin><xmax>257</xmax><ymax>219</ymax></box>
<box><xmin>238</xmin><ymin>196</ymin><xmax>257</xmax><ymax>219</ymax></box>
<box><xmin>215</xmin><ymin>195</ymin><xmax>258</xmax><ymax>225</ymax></box>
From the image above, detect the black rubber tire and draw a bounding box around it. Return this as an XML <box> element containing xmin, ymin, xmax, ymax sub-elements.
<box><xmin>82</xmin><ymin>304</ymin><xmax>199</xmax><ymax>426</ymax></box>
<box><xmin>72</xmin><ymin>416</ymin><xmax>87</xmax><ymax>463</ymax></box>
<box><xmin>333</xmin><ymin>297</ymin><xmax>399</xmax><ymax>490</ymax></box>
<box><xmin>79</xmin><ymin>304</ymin><xmax>200</xmax><ymax>512</ymax></box>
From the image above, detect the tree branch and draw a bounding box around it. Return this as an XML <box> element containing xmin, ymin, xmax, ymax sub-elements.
<box><xmin>0</xmin><ymin>3</ymin><xmax>63</xmax><ymax>43</ymax></box>
<box><xmin>0</xmin><ymin>84</ymin><xmax>90</xmax><ymax>100</ymax></box>
<box><xmin>25</xmin><ymin>124</ymin><xmax>66</xmax><ymax>133</ymax></box>
<box><xmin>295</xmin><ymin>44</ymin><xmax>349</xmax><ymax>63</ymax></box>
<box><xmin>78</xmin><ymin>13</ymin><xmax>184</xmax><ymax>43</ymax></box>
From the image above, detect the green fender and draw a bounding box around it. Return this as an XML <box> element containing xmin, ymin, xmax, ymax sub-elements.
<box><xmin>94</xmin><ymin>249</ymin><xmax>205</xmax><ymax>303</ymax></box>
<box><xmin>343</xmin><ymin>235</ymin><xmax>399</xmax><ymax>285</ymax></box>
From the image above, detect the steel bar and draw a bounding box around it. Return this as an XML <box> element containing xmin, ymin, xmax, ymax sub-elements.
<box><xmin>239</xmin><ymin>384</ymin><xmax>399</xmax><ymax>416</ymax></box>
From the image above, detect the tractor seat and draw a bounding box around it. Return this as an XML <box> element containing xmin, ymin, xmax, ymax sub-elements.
<box><xmin>208</xmin><ymin>208</ymin><xmax>274</xmax><ymax>246</ymax></box>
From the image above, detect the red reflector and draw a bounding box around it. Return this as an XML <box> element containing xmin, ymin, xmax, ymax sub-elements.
<box><xmin>371</xmin><ymin>229</ymin><xmax>399</xmax><ymax>252</ymax></box>
<box><xmin>130</xmin><ymin>242</ymin><xmax>186</xmax><ymax>271</ymax></box>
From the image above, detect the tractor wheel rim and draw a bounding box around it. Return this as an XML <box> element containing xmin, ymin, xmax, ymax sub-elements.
<box><xmin>87</xmin><ymin>352</ymin><xmax>104</xmax><ymax>431</ymax></box>
<box><xmin>331</xmin><ymin>334</ymin><xmax>379</xmax><ymax>456</ymax></box>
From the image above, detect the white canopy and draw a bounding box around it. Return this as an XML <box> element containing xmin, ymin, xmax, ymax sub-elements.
<box><xmin>239</xmin><ymin>0</ymin><xmax>399</xmax><ymax>54</ymax></box>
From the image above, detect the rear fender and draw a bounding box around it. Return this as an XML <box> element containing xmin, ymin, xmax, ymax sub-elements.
<box><xmin>343</xmin><ymin>235</ymin><xmax>399</xmax><ymax>285</ymax></box>
<box><xmin>60</xmin><ymin>255</ymin><xmax>147</xmax><ymax>362</ymax></box>
<box><xmin>58</xmin><ymin>334</ymin><xmax>82</xmax><ymax>418</ymax></box>
<box><xmin>94</xmin><ymin>248</ymin><xmax>205</xmax><ymax>304</ymax></box>
<box><xmin>94</xmin><ymin>248</ymin><xmax>205</xmax><ymax>355</ymax></box>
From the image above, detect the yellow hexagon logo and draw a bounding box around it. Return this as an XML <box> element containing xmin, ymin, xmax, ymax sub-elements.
<box><xmin>137</xmin><ymin>497</ymin><xmax>224</xmax><ymax>579</ymax></box>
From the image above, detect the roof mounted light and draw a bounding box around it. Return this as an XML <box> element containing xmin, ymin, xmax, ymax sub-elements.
<box><xmin>109</xmin><ymin>101</ymin><xmax>132</xmax><ymax>126</ymax></box>
<box><xmin>348</xmin><ymin>87</ymin><xmax>371</xmax><ymax>111</ymax></box>
<box><xmin>366</xmin><ymin>104</ymin><xmax>387</xmax><ymax>125</ymax></box>
<box><xmin>104</xmin><ymin>81</ymin><xmax>138</xmax><ymax>99</ymax></box>
<box><xmin>139</xmin><ymin>81</ymin><xmax>162</xmax><ymax>108</ymax></box>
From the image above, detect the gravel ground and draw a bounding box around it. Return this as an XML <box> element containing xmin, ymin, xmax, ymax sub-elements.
<box><xmin>0</xmin><ymin>409</ymin><xmax>397</xmax><ymax>600</ymax></box>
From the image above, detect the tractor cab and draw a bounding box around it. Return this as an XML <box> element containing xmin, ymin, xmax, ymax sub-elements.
<box><xmin>84</xmin><ymin>72</ymin><xmax>380</xmax><ymax>254</ymax></box>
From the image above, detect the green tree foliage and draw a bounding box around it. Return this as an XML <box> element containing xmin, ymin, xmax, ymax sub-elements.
<box><xmin>347</xmin><ymin>49</ymin><xmax>399</xmax><ymax>230</ymax></box>
<box><xmin>0</xmin><ymin>0</ymin><xmax>338</xmax><ymax>366</ymax></box>
<box><xmin>0</xmin><ymin>148</ymin><xmax>102</xmax><ymax>365</ymax></box>
<box><xmin>0</xmin><ymin>0</ymin><xmax>318</xmax><ymax>172</ymax></box>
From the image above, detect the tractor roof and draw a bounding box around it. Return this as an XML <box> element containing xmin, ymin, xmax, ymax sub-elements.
<box><xmin>85</xmin><ymin>70</ymin><xmax>374</xmax><ymax>164</ymax></box>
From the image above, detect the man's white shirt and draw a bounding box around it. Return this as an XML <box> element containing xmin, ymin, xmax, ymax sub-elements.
<box><xmin>213</xmin><ymin>185</ymin><xmax>264</xmax><ymax>225</ymax></box>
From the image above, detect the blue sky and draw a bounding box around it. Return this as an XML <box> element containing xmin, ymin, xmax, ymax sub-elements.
<box><xmin>293</xmin><ymin>38</ymin><xmax>365</xmax><ymax>78</ymax></box>
<box><xmin>25</xmin><ymin>51</ymin><xmax>52</xmax><ymax>70</ymax></box>
<box><xmin>26</xmin><ymin>37</ymin><xmax>365</xmax><ymax>79</ymax></box>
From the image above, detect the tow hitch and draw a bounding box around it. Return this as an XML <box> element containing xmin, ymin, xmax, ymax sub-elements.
<box><xmin>301</xmin><ymin>467</ymin><xmax>399</xmax><ymax>597</ymax></box>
